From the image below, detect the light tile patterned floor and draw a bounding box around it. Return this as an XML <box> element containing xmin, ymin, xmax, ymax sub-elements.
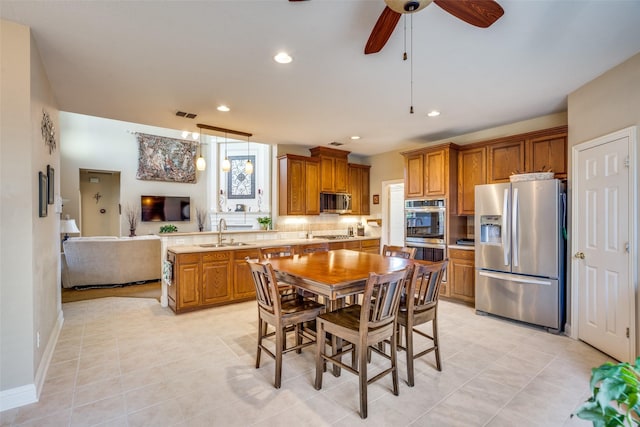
<box><xmin>0</xmin><ymin>297</ymin><xmax>608</xmax><ymax>426</ymax></box>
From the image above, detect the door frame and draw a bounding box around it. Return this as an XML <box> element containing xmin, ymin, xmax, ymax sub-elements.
<box><xmin>569</xmin><ymin>126</ymin><xmax>638</xmax><ymax>359</ymax></box>
<box><xmin>380</xmin><ymin>179</ymin><xmax>404</xmax><ymax>249</ymax></box>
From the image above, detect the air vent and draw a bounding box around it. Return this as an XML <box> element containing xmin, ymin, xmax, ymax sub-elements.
<box><xmin>329</xmin><ymin>141</ymin><xmax>344</xmax><ymax>146</ymax></box>
<box><xmin>176</xmin><ymin>111</ymin><xmax>197</xmax><ymax>119</ymax></box>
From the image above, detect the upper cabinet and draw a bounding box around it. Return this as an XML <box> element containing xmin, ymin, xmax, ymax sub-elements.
<box><xmin>402</xmin><ymin>144</ymin><xmax>458</xmax><ymax>203</ymax></box>
<box><xmin>456</xmin><ymin>125</ymin><xmax>568</xmax><ymax>214</ymax></box>
<box><xmin>348</xmin><ymin>163</ymin><xmax>371</xmax><ymax>215</ymax></box>
<box><xmin>310</xmin><ymin>146</ymin><xmax>349</xmax><ymax>193</ymax></box>
<box><xmin>278</xmin><ymin>154</ymin><xmax>320</xmax><ymax>215</ymax></box>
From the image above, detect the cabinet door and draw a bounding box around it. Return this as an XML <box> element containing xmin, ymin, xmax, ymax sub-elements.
<box><xmin>487</xmin><ymin>140</ymin><xmax>525</xmax><ymax>183</ymax></box>
<box><xmin>360</xmin><ymin>167</ymin><xmax>370</xmax><ymax>215</ymax></box>
<box><xmin>319</xmin><ymin>156</ymin><xmax>335</xmax><ymax>192</ymax></box>
<box><xmin>334</xmin><ymin>157</ymin><xmax>348</xmax><ymax>192</ymax></box>
<box><xmin>449</xmin><ymin>249</ymin><xmax>475</xmax><ymax>304</ymax></box>
<box><xmin>305</xmin><ymin>160</ymin><xmax>320</xmax><ymax>214</ymax></box>
<box><xmin>279</xmin><ymin>156</ymin><xmax>305</xmax><ymax>215</ymax></box>
<box><xmin>177</xmin><ymin>256</ymin><xmax>200</xmax><ymax>310</ymax></box>
<box><xmin>233</xmin><ymin>249</ymin><xmax>260</xmax><ymax>299</ymax></box>
<box><xmin>360</xmin><ymin>238</ymin><xmax>380</xmax><ymax>254</ymax></box>
<box><xmin>527</xmin><ymin>134</ymin><xmax>567</xmax><ymax>178</ymax></box>
<box><xmin>405</xmin><ymin>153</ymin><xmax>424</xmax><ymax>198</ymax></box>
<box><xmin>457</xmin><ymin>147</ymin><xmax>486</xmax><ymax>215</ymax></box>
<box><xmin>201</xmin><ymin>252</ymin><xmax>232</xmax><ymax>305</ymax></box>
<box><xmin>348</xmin><ymin>166</ymin><xmax>362</xmax><ymax>214</ymax></box>
<box><xmin>425</xmin><ymin>149</ymin><xmax>447</xmax><ymax>196</ymax></box>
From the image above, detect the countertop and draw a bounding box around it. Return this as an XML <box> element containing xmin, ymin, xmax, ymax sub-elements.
<box><xmin>168</xmin><ymin>236</ymin><xmax>380</xmax><ymax>254</ymax></box>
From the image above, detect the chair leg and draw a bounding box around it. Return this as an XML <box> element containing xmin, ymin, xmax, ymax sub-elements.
<box><xmin>315</xmin><ymin>322</ymin><xmax>325</xmax><ymax>390</ymax></box>
<box><xmin>391</xmin><ymin>328</ymin><xmax>399</xmax><ymax>396</ymax></box>
<box><xmin>433</xmin><ymin>318</ymin><xmax>441</xmax><ymax>371</ymax></box>
<box><xmin>358</xmin><ymin>342</ymin><xmax>368</xmax><ymax>419</ymax></box>
<box><xmin>256</xmin><ymin>318</ymin><xmax>263</xmax><ymax>369</ymax></box>
<box><xmin>275</xmin><ymin>325</ymin><xmax>284</xmax><ymax>389</ymax></box>
<box><xmin>295</xmin><ymin>324</ymin><xmax>302</xmax><ymax>354</ymax></box>
<box><xmin>406</xmin><ymin>323</ymin><xmax>415</xmax><ymax>387</ymax></box>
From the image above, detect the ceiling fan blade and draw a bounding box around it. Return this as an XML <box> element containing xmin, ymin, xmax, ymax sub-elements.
<box><xmin>365</xmin><ymin>6</ymin><xmax>402</xmax><ymax>54</ymax></box>
<box><xmin>433</xmin><ymin>0</ymin><xmax>504</xmax><ymax>28</ymax></box>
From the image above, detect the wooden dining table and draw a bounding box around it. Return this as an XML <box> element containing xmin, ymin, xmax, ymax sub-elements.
<box><xmin>266</xmin><ymin>249</ymin><xmax>414</xmax><ymax>310</ymax></box>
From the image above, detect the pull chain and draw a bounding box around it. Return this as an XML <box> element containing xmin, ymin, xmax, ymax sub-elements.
<box><xmin>410</xmin><ymin>13</ymin><xmax>414</xmax><ymax>114</ymax></box>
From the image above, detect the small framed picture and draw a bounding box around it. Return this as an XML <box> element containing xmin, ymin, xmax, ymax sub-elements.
<box><xmin>39</xmin><ymin>171</ymin><xmax>48</xmax><ymax>217</ymax></box>
<box><xmin>372</xmin><ymin>194</ymin><xmax>380</xmax><ymax>205</ymax></box>
<box><xmin>47</xmin><ymin>165</ymin><xmax>55</xmax><ymax>205</ymax></box>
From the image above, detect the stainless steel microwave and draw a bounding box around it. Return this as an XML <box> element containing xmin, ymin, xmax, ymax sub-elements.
<box><xmin>320</xmin><ymin>192</ymin><xmax>352</xmax><ymax>214</ymax></box>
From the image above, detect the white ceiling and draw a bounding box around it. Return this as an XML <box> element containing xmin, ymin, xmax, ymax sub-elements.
<box><xmin>2</xmin><ymin>0</ymin><xmax>640</xmax><ymax>156</ymax></box>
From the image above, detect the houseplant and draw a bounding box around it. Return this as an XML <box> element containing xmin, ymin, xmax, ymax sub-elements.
<box><xmin>196</xmin><ymin>207</ymin><xmax>207</xmax><ymax>232</ymax></box>
<box><xmin>257</xmin><ymin>216</ymin><xmax>272</xmax><ymax>230</ymax></box>
<box><xmin>574</xmin><ymin>357</ymin><xmax>640</xmax><ymax>426</ymax></box>
<box><xmin>159</xmin><ymin>224</ymin><xmax>178</xmax><ymax>233</ymax></box>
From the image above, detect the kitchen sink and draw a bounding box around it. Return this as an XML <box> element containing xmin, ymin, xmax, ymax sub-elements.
<box><xmin>199</xmin><ymin>243</ymin><xmax>229</xmax><ymax>248</ymax></box>
<box><xmin>228</xmin><ymin>242</ymin><xmax>251</xmax><ymax>246</ymax></box>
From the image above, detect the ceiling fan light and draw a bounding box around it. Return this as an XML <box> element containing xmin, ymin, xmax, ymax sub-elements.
<box><xmin>384</xmin><ymin>0</ymin><xmax>431</xmax><ymax>14</ymax></box>
<box><xmin>222</xmin><ymin>157</ymin><xmax>231</xmax><ymax>172</ymax></box>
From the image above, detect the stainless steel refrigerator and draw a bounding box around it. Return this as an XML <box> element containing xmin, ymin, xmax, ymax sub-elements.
<box><xmin>474</xmin><ymin>179</ymin><xmax>566</xmax><ymax>331</ymax></box>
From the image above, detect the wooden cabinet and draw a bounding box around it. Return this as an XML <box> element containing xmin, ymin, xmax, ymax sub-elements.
<box><xmin>278</xmin><ymin>154</ymin><xmax>320</xmax><ymax>215</ymax></box>
<box><xmin>310</xmin><ymin>146</ymin><xmax>349</xmax><ymax>193</ymax></box>
<box><xmin>168</xmin><ymin>251</ymin><xmax>232</xmax><ymax>313</ymax></box>
<box><xmin>232</xmin><ymin>248</ymin><xmax>260</xmax><ymax>299</ymax></box>
<box><xmin>348</xmin><ymin>164</ymin><xmax>371</xmax><ymax>215</ymax></box>
<box><xmin>328</xmin><ymin>240</ymin><xmax>361</xmax><ymax>251</ymax></box>
<box><xmin>487</xmin><ymin>139</ymin><xmax>525</xmax><ymax>183</ymax></box>
<box><xmin>526</xmin><ymin>132</ymin><xmax>568</xmax><ymax>179</ymax></box>
<box><xmin>457</xmin><ymin>147</ymin><xmax>486</xmax><ymax>215</ymax></box>
<box><xmin>402</xmin><ymin>144</ymin><xmax>458</xmax><ymax>203</ymax></box>
<box><xmin>360</xmin><ymin>238</ymin><xmax>380</xmax><ymax>254</ymax></box>
<box><xmin>448</xmin><ymin>248</ymin><xmax>475</xmax><ymax>304</ymax></box>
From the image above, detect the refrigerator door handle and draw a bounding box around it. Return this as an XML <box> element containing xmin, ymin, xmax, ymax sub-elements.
<box><xmin>512</xmin><ymin>187</ymin><xmax>519</xmax><ymax>267</ymax></box>
<box><xmin>503</xmin><ymin>188</ymin><xmax>510</xmax><ymax>266</ymax></box>
<box><xmin>478</xmin><ymin>271</ymin><xmax>552</xmax><ymax>286</ymax></box>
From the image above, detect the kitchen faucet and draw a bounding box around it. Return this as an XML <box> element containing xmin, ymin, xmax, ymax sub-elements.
<box><xmin>218</xmin><ymin>218</ymin><xmax>227</xmax><ymax>245</ymax></box>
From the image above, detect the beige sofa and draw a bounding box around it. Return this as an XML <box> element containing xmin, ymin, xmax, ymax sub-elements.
<box><xmin>62</xmin><ymin>235</ymin><xmax>161</xmax><ymax>288</ymax></box>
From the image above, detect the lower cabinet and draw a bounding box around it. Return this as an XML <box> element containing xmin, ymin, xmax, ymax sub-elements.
<box><xmin>167</xmin><ymin>238</ymin><xmax>381</xmax><ymax>313</ymax></box>
<box><xmin>447</xmin><ymin>248</ymin><xmax>475</xmax><ymax>304</ymax></box>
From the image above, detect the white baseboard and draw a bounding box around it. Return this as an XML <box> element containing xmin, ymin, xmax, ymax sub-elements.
<box><xmin>0</xmin><ymin>384</ymin><xmax>37</xmax><ymax>412</ymax></box>
<box><xmin>0</xmin><ymin>309</ymin><xmax>64</xmax><ymax>412</ymax></box>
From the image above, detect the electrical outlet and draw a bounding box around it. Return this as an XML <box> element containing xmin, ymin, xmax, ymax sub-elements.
<box><xmin>37</xmin><ymin>332</ymin><xmax>40</xmax><ymax>348</ymax></box>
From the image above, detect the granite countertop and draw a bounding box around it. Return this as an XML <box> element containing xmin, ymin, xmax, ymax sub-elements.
<box><xmin>168</xmin><ymin>236</ymin><xmax>380</xmax><ymax>254</ymax></box>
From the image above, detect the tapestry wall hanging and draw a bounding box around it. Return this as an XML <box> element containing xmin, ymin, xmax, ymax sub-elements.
<box><xmin>227</xmin><ymin>155</ymin><xmax>256</xmax><ymax>199</ymax></box>
<box><xmin>136</xmin><ymin>133</ymin><xmax>196</xmax><ymax>183</ymax></box>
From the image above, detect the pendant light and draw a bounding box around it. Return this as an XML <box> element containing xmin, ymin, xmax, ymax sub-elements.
<box><xmin>196</xmin><ymin>132</ymin><xmax>206</xmax><ymax>171</ymax></box>
<box><xmin>221</xmin><ymin>132</ymin><xmax>231</xmax><ymax>172</ymax></box>
<box><xmin>244</xmin><ymin>135</ymin><xmax>253</xmax><ymax>175</ymax></box>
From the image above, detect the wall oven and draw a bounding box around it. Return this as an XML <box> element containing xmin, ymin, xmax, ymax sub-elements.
<box><xmin>405</xmin><ymin>198</ymin><xmax>446</xmax><ymax>262</ymax></box>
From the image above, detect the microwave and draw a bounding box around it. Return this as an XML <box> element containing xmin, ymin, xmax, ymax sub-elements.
<box><xmin>320</xmin><ymin>192</ymin><xmax>352</xmax><ymax>214</ymax></box>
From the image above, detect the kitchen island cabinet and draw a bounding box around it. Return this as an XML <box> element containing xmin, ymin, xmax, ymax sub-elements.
<box><xmin>447</xmin><ymin>247</ymin><xmax>475</xmax><ymax>305</ymax></box>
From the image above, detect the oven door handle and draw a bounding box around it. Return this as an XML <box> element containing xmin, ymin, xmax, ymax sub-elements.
<box><xmin>405</xmin><ymin>242</ymin><xmax>446</xmax><ymax>250</ymax></box>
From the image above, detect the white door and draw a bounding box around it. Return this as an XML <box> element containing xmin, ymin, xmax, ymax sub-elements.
<box><xmin>573</xmin><ymin>128</ymin><xmax>634</xmax><ymax>362</ymax></box>
<box><xmin>381</xmin><ymin>180</ymin><xmax>405</xmax><ymax>248</ymax></box>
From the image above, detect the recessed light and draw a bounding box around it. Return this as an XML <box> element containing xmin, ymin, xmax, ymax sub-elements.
<box><xmin>274</xmin><ymin>52</ymin><xmax>292</xmax><ymax>64</ymax></box>
<box><xmin>350</xmin><ymin>136</ymin><xmax>361</xmax><ymax>140</ymax></box>
<box><xmin>217</xmin><ymin>105</ymin><xmax>230</xmax><ymax>112</ymax></box>
<box><xmin>427</xmin><ymin>110</ymin><xmax>441</xmax><ymax>117</ymax></box>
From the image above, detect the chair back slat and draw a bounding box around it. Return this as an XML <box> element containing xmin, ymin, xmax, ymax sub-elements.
<box><xmin>382</xmin><ymin>245</ymin><xmax>417</xmax><ymax>260</ymax></box>
<box><xmin>248</xmin><ymin>261</ymin><xmax>281</xmax><ymax>316</ymax></box>
<box><xmin>361</xmin><ymin>269</ymin><xmax>408</xmax><ymax>329</ymax></box>
<box><xmin>259</xmin><ymin>245</ymin><xmax>295</xmax><ymax>260</ymax></box>
<box><xmin>408</xmin><ymin>260</ymin><xmax>448</xmax><ymax>312</ymax></box>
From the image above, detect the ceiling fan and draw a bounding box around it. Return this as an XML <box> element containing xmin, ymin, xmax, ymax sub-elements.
<box><xmin>365</xmin><ymin>0</ymin><xmax>504</xmax><ymax>54</ymax></box>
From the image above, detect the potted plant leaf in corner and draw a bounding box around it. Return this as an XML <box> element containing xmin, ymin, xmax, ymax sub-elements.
<box><xmin>257</xmin><ymin>216</ymin><xmax>272</xmax><ymax>230</ymax></box>
<box><xmin>573</xmin><ymin>357</ymin><xmax>640</xmax><ymax>426</ymax></box>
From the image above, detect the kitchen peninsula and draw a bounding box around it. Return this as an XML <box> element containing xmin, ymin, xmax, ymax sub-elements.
<box><xmin>163</xmin><ymin>232</ymin><xmax>380</xmax><ymax>313</ymax></box>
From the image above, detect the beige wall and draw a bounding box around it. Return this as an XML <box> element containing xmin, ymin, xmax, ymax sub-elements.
<box><xmin>567</xmin><ymin>52</ymin><xmax>640</xmax><ymax>351</ymax></box>
<box><xmin>1</xmin><ymin>19</ymin><xmax>61</xmax><ymax>405</ymax></box>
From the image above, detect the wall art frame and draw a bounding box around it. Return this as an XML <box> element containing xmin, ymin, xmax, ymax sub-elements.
<box><xmin>227</xmin><ymin>155</ymin><xmax>256</xmax><ymax>199</ymax></box>
<box><xmin>39</xmin><ymin>171</ymin><xmax>48</xmax><ymax>217</ymax></box>
<box><xmin>47</xmin><ymin>165</ymin><xmax>55</xmax><ymax>204</ymax></box>
<box><xmin>136</xmin><ymin>133</ymin><xmax>196</xmax><ymax>183</ymax></box>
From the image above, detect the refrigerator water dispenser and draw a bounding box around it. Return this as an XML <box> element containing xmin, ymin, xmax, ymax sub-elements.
<box><xmin>480</xmin><ymin>216</ymin><xmax>502</xmax><ymax>244</ymax></box>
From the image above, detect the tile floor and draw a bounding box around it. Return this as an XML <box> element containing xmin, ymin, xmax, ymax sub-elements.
<box><xmin>0</xmin><ymin>297</ymin><xmax>608</xmax><ymax>426</ymax></box>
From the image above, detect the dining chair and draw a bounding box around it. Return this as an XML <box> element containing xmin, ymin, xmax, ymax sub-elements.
<box><xmin>314</xmin><ymin>268</ymin><xmax>408</xmax><ymax>419</ymax></box>
<box><xmin>397</xmin><ymin>259</ymin><xmax>448</xmax><ymax>386</ymax></box>
<box><xmin>248</xmin><ymin>261</ymin><xmax>324</xmax><ymax>389</ymax></box>
<box><xmin>259</xmin><ymin>245</ymin><xmax>297</xmax><ymax>298</ymax></box>
<box><xmin>382</xmin><ymin>244</ymin><xmax>417</xmax><ymax>259</ymax></box>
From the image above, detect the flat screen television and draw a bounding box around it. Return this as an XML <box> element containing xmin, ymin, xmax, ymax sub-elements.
<box><xmin>141</xmin><ymin>195</ymin><xmax>190</xmax><ymax>222</ymax></box>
